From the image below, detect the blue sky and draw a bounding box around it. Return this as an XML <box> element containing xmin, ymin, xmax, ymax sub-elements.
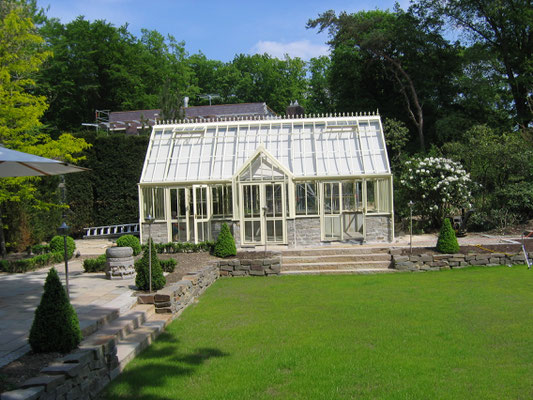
<box><xmin>36</xmin><ymin>0</ymin><xmax>410</xmax><ymax>62</ymax></box>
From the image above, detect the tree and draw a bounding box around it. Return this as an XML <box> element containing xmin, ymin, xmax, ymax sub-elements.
<box><xmin>135</xmin><ymin>239</ymin><xmax>165</xmax><ymax>291</ymax></box>
<box><xmin>213</xmin><ymin>223</ymin><xmax>236</xmax><ymax>258</ymax></box>
<box><xmin>0</xmin><ymin>8</ymin><xmax>89</xmax><ymax>256</ymax></box>
<box><xmin>305</xmin><ymin>56</ymin><xmax>333</xmax><ymax>114</ymax></box>
<box><xmin>308</xmin><ymin>7</ymin><xmax>462</xmax><ymax>150</ymax></box>
<box><xmin>436</xmin><ymin>218</ymin><xmax>460</xmax><ymax>253</ymax></box>
<box><xmin>414</xmin><ymin>0</ymin><xmax>533</xmax><ymax>131</ymax></box>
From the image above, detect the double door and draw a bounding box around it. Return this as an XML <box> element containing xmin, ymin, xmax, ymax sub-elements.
<box><xmin>169</xmin><ymin>185</ymin><xmax>211</xmax><ymax>243</ymax></box>
<box><xmin>241</xmin><ymin>182</ymin><xmax>286</xmax><ymax>245</ymax></box>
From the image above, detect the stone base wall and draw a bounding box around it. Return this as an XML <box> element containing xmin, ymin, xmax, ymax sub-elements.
<box><xmin>216</xmin><ymin>253</ymin><xmax>282</xmax><ymax>277</ymax></box>
<box><xmin>392</xmin><ymin>251</ymin><xmax>533</xmax><ymax>271</ymax></box>
<box><xmin>288</xmin><ymin>217</ymin><xmax>321</xmax><ymax>247</ymax></box>
<box><xmin>152</xmin><ymin>266</ymin><xmax>219</xmax><ymax>314</ymax></box>
<box><xmin>2</xmin><ymin>337</ymin><xmax>119</xmax><ymax>400</ymax></box>
<box><xmin>365</xmin><ymin>215</ymin><xmax>393</xmax><ymax>242</ymax></box>
<box><xmin>141</xmin><ymin>222</ymin><xmax>167</xmax><ymax>244</ymax></box>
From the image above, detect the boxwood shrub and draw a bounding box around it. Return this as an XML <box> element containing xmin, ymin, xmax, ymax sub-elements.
<box><xmin>83</xmin><ymin>254</ymin><xmax>107</xmax><ymax>273</ymax></box>
<box><xmin>49</xmin><ymin>235</ymin><xmax>76</xmax><ymax>259</ymax></box>
<box><xmin>116</xmin><ymin>234</ymin><xmax>141</xmax><ymax>256</ymax></box>
<box><xmin>160</xmin><ymin>258</ymin><xmax>177</xmax><ymax>273</ymax></box>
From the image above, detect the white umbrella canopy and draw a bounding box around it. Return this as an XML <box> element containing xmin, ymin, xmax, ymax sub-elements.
<box><xmin>0</xmin><ymin>146</ymin><xmax>88</xmax><ymax>177</ymax></box>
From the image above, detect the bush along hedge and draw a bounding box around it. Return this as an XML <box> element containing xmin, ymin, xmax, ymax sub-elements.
<box><xmin>83</xmin><ymin>254</ymin><xmax>107</xmax><ymax>273</ymax></box>
<box><xmin>116</xmin><ymin>234</ymin><xmax>141</xmax><ymax>256</ymax></box>
<box><xmin>49</xmin><ymin>235</ymin><xmax>76</xmax><ymax>259</ymax></box>
<box><xmin>436</xmin><ymin>218</ymin><xmax>460</xmax><ymax>254</ymax></box>
<box><xmin>31</xmin><ymin>244</ymin><xmax>51</xmax><ymax>255</ymax></box>
<box><xmin>142</xmin><ymin>240</ymin><xmax>215</xmax><ymax>254</ymax></box>
<box><xmin>213</xmin><ymin>223</ymin><xmax>237</xmax><ymax>258</ymax></box>
<box><xmin>135</xmin><ymin>239</ymin><xmax>166</xmax><ymax>291</ymax></box>
<box><xmin>160</xmin><ymin>258</ymin><xmax>177</xmax><ymax>273</ymax></box>
<box><xmin>1</xmin><ymin>252</ymin><xmax>64</xmax><ymax>273</ymax></box>
<box><xmin>29</xmin><ymin>267</ymin><xmax>82</xmax><ymax>353</ymax></box>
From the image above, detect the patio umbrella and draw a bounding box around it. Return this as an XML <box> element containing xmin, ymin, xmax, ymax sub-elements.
<box><xmin>0</xmin><ymin>146</ymin><xmax>88</xmax><ymax>177</ymax></box>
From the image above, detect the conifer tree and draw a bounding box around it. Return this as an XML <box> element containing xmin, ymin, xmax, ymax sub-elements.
<box><xmin>436</xmin><ymin>218</ymin><xmax>460</xmax><ymax>254</ymax></box>
<box><xmin>135</xmin><ymin>239</ymin><xmax>165</xmax><ymax>291</ymax></box>
<box><xmin>213</xmin><ymin>223</ymin><xmax>237</xmax><ymax>258</ymax></box>
<box><xmin>29</xmin><ymin>267</ymin><xmax>81</xmax><ymax>353</ymax></box>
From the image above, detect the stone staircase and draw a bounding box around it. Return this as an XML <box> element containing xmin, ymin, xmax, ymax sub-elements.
<box><xmin>280</xmin><ymin>246</ymin><xmax>394</xmax><ymax>275</ymax></box>
<box><xmin>81</xmin><ymin>302</ymin><xmax>171</xmax><ymax>378</ymax></box>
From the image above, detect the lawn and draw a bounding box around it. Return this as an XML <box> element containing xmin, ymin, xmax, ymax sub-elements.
<box><xmin>103</xmin><ymin>266</ymin><xmax>533</xmax><ymax>399</ymax></box>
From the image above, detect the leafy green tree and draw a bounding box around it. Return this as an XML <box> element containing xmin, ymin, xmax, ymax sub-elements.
<box><xmin>0</xmin><ymin>8</ymin><xmax>89</xmax><ymax>256</ymax></box>
<box><xmin>29</xmin><ymin>267</ymin><xmax>82</xmax><ymax>353</ymax></box>
<box><xmin>305</xmin><ymin>56</ymin><xmax>333</xmax><ymax>114</ymax></box>
<box><xmin>414</xmin><ymin>0</ymin><xmax>533</xmax><ymax>131</ymax></box>
<box><xmin>308</xmin><ymin>7</ymin><xmax>462</xmax><ymax>150</ymax></box>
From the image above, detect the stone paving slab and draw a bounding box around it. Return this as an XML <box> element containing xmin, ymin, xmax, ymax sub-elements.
<box><xmin>0</xmin><ymin>256</ymin><xmax>137</xmax><ymax>368</ymax></box>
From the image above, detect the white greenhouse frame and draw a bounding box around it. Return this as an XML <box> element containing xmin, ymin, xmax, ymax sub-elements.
<box><xmin>138</xmin><ymin>112</ymin><xmax>394</xmax><ymax>246</ymax></box>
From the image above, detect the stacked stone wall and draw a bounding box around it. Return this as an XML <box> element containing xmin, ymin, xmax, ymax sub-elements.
<box><xmin>392</xmin><ymin>251</ymin><xmax>532</xmax><ymax>271</ymax></box>
<box><xmin>1</xmin><ymin>337</ymin><xmax>119</xmax><ymax>400</ymax></box>
<box><xmin>365</xmin><ymin>215</ymin><xmax>392</xmax><ymax>242</ymax></box>
<box><xmin>152</xmin><ymin>266</ymin><xmax>219</xmax><ymax>314</ymax></box>
<box><xmin>140</xmin><ymin>222</ymin><xmax>167</xmax><ymax>244</ymax></box>
<box><xmin>216</xmin><ymin>253</ymin><xmax>282</xmax><ymax>277</ymax></box>
<box><xmin>288</xmin><ymin>217</ymin><xmax>321</xmax><ymax>247</ymax></box>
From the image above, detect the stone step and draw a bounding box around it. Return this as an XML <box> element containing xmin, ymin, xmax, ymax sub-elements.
<box><xmin>282</xmin><ymin>247</ymin><xmax>390</xmax><ymax>256</ymax></box>
<box><xmin>89</xmin><ymin>304</ymin><xmax>155</xmax><ymax>342</ymax></box>
<box><xmin>283</xmin><ymin>254</ymin><xmax>391</xmax><ymax>264</ymax></box>
<box><xmin>281</xmin><ymin>260</ymin><xmax>392</xmax><ymax>271</ymax></box>
<box><xmin>115</xmin><ymin>313</ymin><xmax>172</xmax><ymax>372</ymax></box>
<box><xmin>281</xmin><ymin>268</ymin><xmax>397</xmax><ymax>275</ymax></box>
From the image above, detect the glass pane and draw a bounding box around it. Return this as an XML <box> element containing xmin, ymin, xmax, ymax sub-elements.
<box><xmin>342</xmin><ymin>182</ymin><xmax>354</xmax><ymax>211</ymax></box>
<box><xmin>253</xmin><ymin>221</ymin><xmax>261</xmax><ymax>241</ymax></box>
<box><xmin>266</xmin><ymin>185</ymin><xmax>274</xmax><ymax>217</ymax></box>
<box><xmin>275</xmin><ymin>220</ymin><xmax>283</xmax><ymax>241</ymax></box>
<box><xmin>170</xmin><ymin>189</ymin><xmax>177</xmax><ymax>219</ymax></box>
<box><xmin>306</xmin><ymin>183</ymin><xmax>318</xmax><ymax>214</ymax></box>
<box><xmin>267</xmin><ymin>220</ymin><xmax>275</xmax><ymax>241</ymax></box>
<box><xmin>178</xmin><ymin>188</ymin><xmax>187</xmax><ymax>217</ymax></box>
<box><xmin>245</xmin><ymin>221</ymin><xmax>252</xmax><ymax>242</ymax></box>
<box><xmin>367</xmin><ymin>180</ymin><xmax>376</xmax><ymax>211</ymax></box>
<box><xmin>296</xmin><ymin>184</ymin><xmax>306</xmax><ymax>215</ymax></box>
<box><xmin>274</xmin><ymin>185</ymin><xmax>282</xmax><ymax>217</ymax></box>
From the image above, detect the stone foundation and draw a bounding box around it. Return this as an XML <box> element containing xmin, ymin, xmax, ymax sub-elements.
<box><xmin>288</xmin><ymin>217</ymin><xmax>321</xmax><ymax>247</ymax></box>
<box><xmin>365</xmin><ymin>215</ymin><xmax>393</xmax><ymax>242</ymax></box>
<box><xmin>140</xmin><ymin>222</ymin><xmax>167</xmax><ymax>244</ymax></box>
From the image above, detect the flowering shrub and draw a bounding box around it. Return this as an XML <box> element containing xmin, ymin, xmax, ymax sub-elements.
<box><xmin>399</xmin><ymin>157</ymin><xmax>474</xmax><ymax>224</ymax></box>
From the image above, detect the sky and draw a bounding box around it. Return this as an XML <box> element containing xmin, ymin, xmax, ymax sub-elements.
<box><xmin>35</xmin><ymin>0</ymin><xmax>411</xmax><ymax>62</ymax></box>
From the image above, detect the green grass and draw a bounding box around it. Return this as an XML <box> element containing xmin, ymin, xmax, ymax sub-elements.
<box><xmin>103</xmin><ymin>266</ymin><xmax>533</xmax><ymax>399</ymax></box>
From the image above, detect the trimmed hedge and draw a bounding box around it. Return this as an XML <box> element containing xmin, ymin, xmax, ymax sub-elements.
<box><xmin>29</xmin><ymin>268</ymin><xmax>82</xmax><ymax>353</ymax></box>
<box><xmin>135</xmin><ymin>239</ymin><xmax>166</xmax><ymax>291</ymax></box>
<box><xmin>31</xmin><ymin>244</ymin><xmax>51</xmax><ymax>255</ymax></box>
<box><xmin>49</xmin><ymin>235</ymin><xmax>76</xmax><ymax>259</ymax></box>
<box><xmin>436</xmin><ymin>218</ymin><xmax>460</xmax><ymax>254</ymax></box>
<box><xmin>0</xmin><ymin>252</ymin><xmax>64</xmax><ymax>273</ymax></box>
<box><xmin>160</xmin><ymin>258</ymin><xmax>177</xmax><ymax>273</ymax></box>
<box><xmin>83</xmin><ymin>254</ymin><xmax>107</xmax><ymax>273</ymax></box>
<box><xmin>116</xmin><ymin>235</ymin><xmax>141</xmax><ymax>256</ymax></box>
<box><xmin>213</xmin><ymin>223</ymin><xmax>237</xmax><ymax>258</ymax></box>
<box><xmin>143</xmin><ymin>241</ymin><xmax>215</xmax><ymax>254</ymax></box>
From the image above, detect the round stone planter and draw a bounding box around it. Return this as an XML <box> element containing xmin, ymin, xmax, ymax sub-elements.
<box><xmin>105</xmin><ymin>246</ymin><xmax>135</xmax><ymax>280</ymax></box>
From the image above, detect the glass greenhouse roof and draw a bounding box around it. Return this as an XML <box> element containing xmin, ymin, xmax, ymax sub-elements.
<box><xmin>140</xmin><ymin>114</ymin><xmax>391</xmax><ymax>183</ymax></box>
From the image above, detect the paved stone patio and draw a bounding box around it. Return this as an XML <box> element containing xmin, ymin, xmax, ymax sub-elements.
<box><xmin>0</xmin><ymin>239</ymin><xmax>136</xmax><ymax>368</ymax></box>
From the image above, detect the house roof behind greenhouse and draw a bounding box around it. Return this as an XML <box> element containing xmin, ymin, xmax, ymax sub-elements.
<box><xmin>140</xmin><ymin>113</ymin><xmax>391</xmax><ymax>184</ymax></box>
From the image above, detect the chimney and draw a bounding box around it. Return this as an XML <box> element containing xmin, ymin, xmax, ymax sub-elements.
<box><xmin>286</xmin><ymin>100</ymin><xmax>305</xmax><ymax>117</ymax></box>
<box><xmin>183</xmin><ymin>97</ymin><xmax>189</xmax><ymax>108</ymax></box>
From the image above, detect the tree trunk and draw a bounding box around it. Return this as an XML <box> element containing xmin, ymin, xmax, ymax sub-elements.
<box><xmin>0</xmin><ymin>206</ymin><xmax>6</xmax><ymax>259</ymax></box>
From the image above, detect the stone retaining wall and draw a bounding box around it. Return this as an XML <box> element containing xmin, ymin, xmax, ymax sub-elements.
<box><xmin>392</xmin><ymin>251</ymin><xmax>533</xmax><ymax>271</ymax></box>
<box><xmin>215</xmin><ymin>253</ymin><xmax>282</xmax><ymax>277</ymax></box>
<box><xmin>152</xmin><ymin>266</ymin><xmax>219</xmax><ymax>314</ymax></box>
<box><xmin>1</xmin><ymin>336</ymin><xmax>119</xmax><ymax>400</ymax></box>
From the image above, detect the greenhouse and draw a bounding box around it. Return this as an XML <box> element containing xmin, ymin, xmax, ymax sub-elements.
<box><xmin>138</xmin><ymin>112</ymin><xmax>394</xmax><ymax>247</ymax></box>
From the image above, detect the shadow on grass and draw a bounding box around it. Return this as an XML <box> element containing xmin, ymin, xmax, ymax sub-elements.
<box><xmin>101</xmin><ymin>332</ymin><xmax>229</xmax><ymax>400</ymax></box>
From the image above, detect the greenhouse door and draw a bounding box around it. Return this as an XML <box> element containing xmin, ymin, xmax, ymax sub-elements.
<box><xmin>321</xmin><ymin>182</ymin><xmax>342</xmax><ymax>240</ymax></box>
<box><xmin>241</xmin><ymin>182</ymin><xmax>286</xmax><ymax>245</ymax></box>
<box><xmin>193</xmin><ymin>185</ymin><xmax>211</xmax><ymax>243</ymax></box>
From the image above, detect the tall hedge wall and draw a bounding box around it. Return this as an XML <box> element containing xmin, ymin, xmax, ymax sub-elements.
<box><xmin>65</xmin><ymin>132</ymin><xmax>149</xmax><ymax>236</ymax></box>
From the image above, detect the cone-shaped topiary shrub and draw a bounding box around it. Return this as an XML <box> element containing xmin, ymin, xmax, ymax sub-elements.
<box><xmin>116</xmin><ymin>234</ymin><xmax>141</xmax><ymax>256</ymax></box>
<box><xmin>135</xmin><ymin>239</ymin><xmax>166</xmax><ymax>291</ymax></box>
<box><xmin>436</xmin><ymin>218</ymin><xmax>460</xmax><ymax>254</ymax></box>
<box><xmin>213</xmin><ymin>223</ymin><xmax>237</xmax><ymax>258</ymax></box>
<box><xmin>49</xmin><ymin>235</ymin><xmax>76</xmax><ymax>259</ymax></box>
<box><xmin>29</xmin><ymin>267</ymin><xmax>82</xmax><ymax>353</ymax></box>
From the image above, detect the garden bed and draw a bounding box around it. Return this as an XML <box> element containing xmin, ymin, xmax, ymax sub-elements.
<box><xmin>397</xmin><ymin>238</ymin><xmax>533</xmax><ymax>256</ymax></box>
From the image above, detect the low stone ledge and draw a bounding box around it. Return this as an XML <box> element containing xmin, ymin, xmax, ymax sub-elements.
<box><xmin>214</xmin><ymin>252</ymin><xmax>282</xmax><ymax>277</ymax></box>
<box><xmin>392</xmin><ymin>251</ymin><xmax>528</xmax><ymax>271</ymax></box>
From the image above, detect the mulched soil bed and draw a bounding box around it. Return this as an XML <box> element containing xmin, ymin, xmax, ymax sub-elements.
<box><xmin>0</xmin><ymin>351</ymin><xmax>63</xmax><ymax>393</ymax></box>
<box><xmin>160</xmin><ymin>252</ymin><xmax>219</xmax><ymax>284</ymax></box>
<box><xmin>401</xmin><ymin>238</ymin><xmax>533</xmax><ymax>256</ymax></box>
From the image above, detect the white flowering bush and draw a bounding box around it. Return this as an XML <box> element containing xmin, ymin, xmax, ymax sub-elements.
<box><xmin>399</xmin><ymin>157</ymin><xmax>475</xmax><ymax>224</ymax></box>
